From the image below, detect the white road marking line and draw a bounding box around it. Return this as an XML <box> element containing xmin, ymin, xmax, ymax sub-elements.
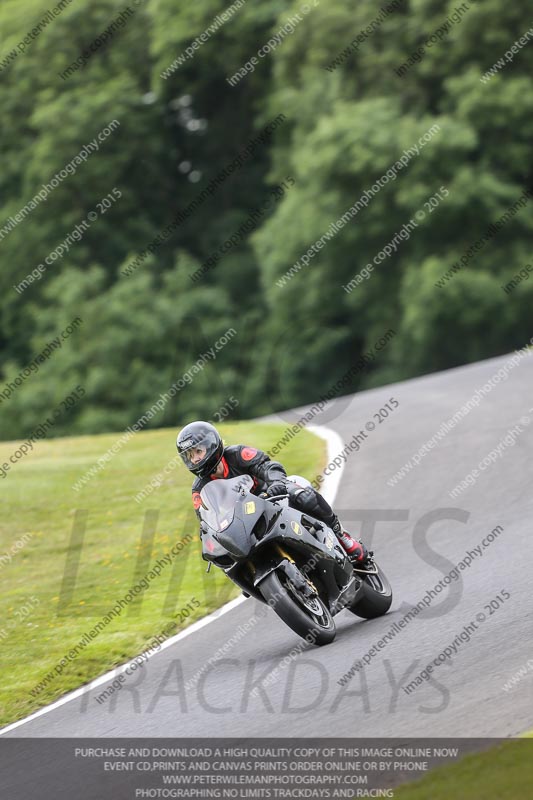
<box><xmin>0</xmin><ymin>422</ymin><xmax>343</xmax><ymax>735</ymax></box>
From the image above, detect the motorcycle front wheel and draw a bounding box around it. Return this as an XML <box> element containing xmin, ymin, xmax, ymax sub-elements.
<box><xmin>259</xmin><ymin>568</ymin><xmax>336</xmax><ymax>646</ymax></box>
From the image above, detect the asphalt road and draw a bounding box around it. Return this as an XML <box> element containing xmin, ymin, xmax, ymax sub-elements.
<box><xmin>5</xmin><ymin>352</ymin><xmax>533</xmax><ymax>738</ymax></box>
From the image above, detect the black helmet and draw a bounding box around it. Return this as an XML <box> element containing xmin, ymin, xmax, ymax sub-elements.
<box><xmin>176</xmin><ymin>421</ymin><xmax>224</xmax><ymax>478</ymax></box>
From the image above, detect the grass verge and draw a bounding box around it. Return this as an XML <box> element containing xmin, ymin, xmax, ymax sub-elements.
<box><xmin>394</xmin><ymin>738</ymin><xmax>533</xmax><ymax>799</ymax></box>
<box><xmin>0</xmin><ymin>422</ymin><xmax>324</xmax><ymax>726</ymax></box>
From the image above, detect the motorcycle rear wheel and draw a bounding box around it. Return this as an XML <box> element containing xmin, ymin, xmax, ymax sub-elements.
<box><xmin>348</xmin><ymin>562</ymin><xmax>393</xmax><ymax>619</ymax></box>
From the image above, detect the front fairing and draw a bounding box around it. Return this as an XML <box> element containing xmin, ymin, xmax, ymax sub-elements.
<box><xmin>199</xmin><ymin>475</ymin><xmax>266</xmax><ymax>560</ymax></box>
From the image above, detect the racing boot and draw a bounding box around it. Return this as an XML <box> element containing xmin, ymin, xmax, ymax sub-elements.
<box><xmin>331</xmin><ymin>517</ymin><xmax>373</xmax><ymax>567</ymax></box>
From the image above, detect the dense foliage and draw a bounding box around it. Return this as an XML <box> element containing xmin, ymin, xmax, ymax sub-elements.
<box><xmin>1</xmin><ymin>0</ymin><xmax>532</xmax><ymax>439</ymax></box>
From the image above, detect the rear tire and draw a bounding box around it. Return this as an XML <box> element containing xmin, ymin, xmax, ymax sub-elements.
<box><xmin>259</xmin><ymin>568</ymin><xmax>336</xmax><ymax>646</ymax></box>
<box><xmin>349</xmin><ymin>562</ymin><xmax>392</xmax><ymax>619</ymax></box>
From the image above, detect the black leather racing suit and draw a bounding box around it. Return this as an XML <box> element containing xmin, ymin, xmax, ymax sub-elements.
<box><xmin>191</xmin><ymin>444</ymin><xmax>338</xmax><ymax>529</ymax></box>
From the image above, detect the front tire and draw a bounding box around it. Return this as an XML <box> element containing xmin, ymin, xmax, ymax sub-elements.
<box><xmin>349</xmin><ymin>562</ymin><xmax>392</xmax><ymax>619</ymax></box>
<box><xmin>259</xmin><ymin>568</ymin><xmax>336</xmax><ymax>646</ymax></box>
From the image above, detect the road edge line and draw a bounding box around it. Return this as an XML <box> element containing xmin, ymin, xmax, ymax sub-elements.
<box><xmin>0</xmin><ymin>422</ymin><xmax>343</xmax><ymax>736</ymax></box>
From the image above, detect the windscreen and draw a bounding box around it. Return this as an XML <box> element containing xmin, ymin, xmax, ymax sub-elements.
<box><xmin>199</xmin><ymin>475</ymin><xmax>254</xmax><ymax>532</ymax></box>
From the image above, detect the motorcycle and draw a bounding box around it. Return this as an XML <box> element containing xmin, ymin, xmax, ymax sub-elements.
<box><xmin>199</xmin><ymin>474</ymin><xmax>392</xmax><ymax>645</ymax></box>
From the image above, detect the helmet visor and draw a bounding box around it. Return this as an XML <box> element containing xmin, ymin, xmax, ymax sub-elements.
<box><xmin>179</xmin><ymin>429</ymin><xmax>220</xmax><ymax>471</ymax></box>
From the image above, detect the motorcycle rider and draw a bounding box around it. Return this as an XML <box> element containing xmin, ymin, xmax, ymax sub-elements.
<box><xmin>176</xmin><ymin>420</ymin><xmax>371</xmax><ymax>566</ymax></box>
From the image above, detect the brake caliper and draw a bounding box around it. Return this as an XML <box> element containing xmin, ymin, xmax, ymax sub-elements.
<box><xmin>281</xmin><ymin>560</ymin><xmax>318</xmax><ymax>599</ymax></box>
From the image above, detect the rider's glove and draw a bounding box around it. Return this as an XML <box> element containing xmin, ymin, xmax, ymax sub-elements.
<box><xmin>265</xmin><ymin>480</ymin><xmax>288</xmax><ymax>497</ymax></box>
